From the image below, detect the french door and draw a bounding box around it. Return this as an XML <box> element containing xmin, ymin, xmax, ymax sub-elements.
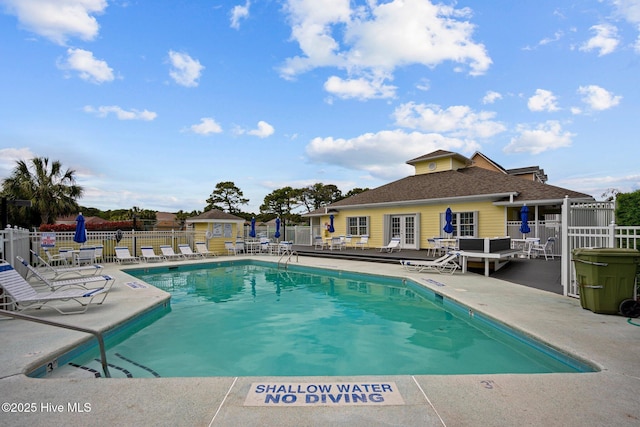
<box><xmin>390</xmin><ymin>215</ymin><xmax>418</xmax><ymax>249</ymax></box>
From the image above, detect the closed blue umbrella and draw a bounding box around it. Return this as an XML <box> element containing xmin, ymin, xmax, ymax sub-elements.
<box><xmin>443</xmin><ymin>207</ymin><xmax>454</xmax><ymax>235</ymax></box>
<box><xmin>274</xmin><ymin>217</ymin><xmax>281</xmax><ymax>239</ymax></box>
<box><xmin>73</xmin><ymin>212</ymin><xmax>87</xmax><ymax>244</ymax></box>
<box><xmin>249</xmin><ymin>217</ymin><xmax>256</xmax><ymax>238</ymax></box>
<box><xmin>328</xmin><ymin>214</ymin><xmax>335</xmax><ymax>233</ymax></box>
<box><xmin>519</xmin><ymin>205</ymin><xmax>531</xmax><ymax>236</ymax></box>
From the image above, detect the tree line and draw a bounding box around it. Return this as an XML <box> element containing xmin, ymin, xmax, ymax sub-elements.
<box><xmin>0</xmin><ymin>157</ymin><xmax>368</xmax><ymax>229</ymax></box>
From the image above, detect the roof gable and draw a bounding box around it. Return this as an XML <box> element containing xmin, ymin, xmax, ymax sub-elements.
<box><xmin>311</xmin><ymin>167</ymin><xmax>592</xmax><ymax>213</ymax></box>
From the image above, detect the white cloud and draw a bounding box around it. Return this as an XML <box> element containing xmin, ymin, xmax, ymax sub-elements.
<box><xmin>230</xmin><ymin>1</ymin><xmax>250</xmax><ymax>29</ymax></box>
<box><xmin>248</xmin><ymin>121</ymin><xmax>275</xmax><ymax>138</ymax></box>
<box><xmin>168</xmin><ymin>51</ymin><xmax>204</xmax><ymax>87</ymax></box>
<box><xmin>482</xmin><ymin>90</ymin><xmax>502</xmax><ymax>104</ymax></box>
<box><xmin>0</xmin><ymin>0</ymin><xmax>107</xmax><ymax>45</ymax></box>
<box><xmin>324</xmin><ymin>75</ymin><xmax>397</xmax><ymax>99</ymax></box>
<box><xmin>58</xmin><ymin>48</ymin><xmax>114</xmax><ymax>83</ymax></box>
<box><xmin>577</xmin><ymin>85</ymin><xmax>622</xmax><ymax>110</ymax></box>
<box><xmin>528</xmin><ymin>89</ymin><xmax>559</xmax><ymax>112</ymax></box>
<box><xmin>0</xmin><ymin>147</ymin><xmax>35</xmax><ymax>176</ymax></box>
<box><xmin>305</xmin><ymin>129</ymin><xmax>480</xmax><ymax>180</ymax></box>
<box><xmin>557</xmin><ymin>172</ymin><xmax>640</xmax><ymax>198</ymax></box>
<box><xmin>393</xmin><ymin>102</ymin><xmax>506</xmax><ymax>139</ymax></box>
<box><xmin>609</xmin><ymin>0</ymin><xmax>640</xmax><ymax>52</ymax></box>
<box><xmin>83</xmin><ymin>105</ymin><xmax>157</xmax><ymax>121</ymax></box>
<box><xmin>280</xmin><ymin>0</ymin><xmax>491</xmax><ymax>99</ymax></box>
<box><xmin>504</xmin><ymin>120</ymin><xmax>574</xmax><ymax>154</ymax></box>
<box><xmin>189</xmin><ymin>117</ymin><xmax>223</xmax><ymax>135</ymax></box>
<box><xmin>580</xmin><ymin>24</ymin><xmax>620</xmax><ymax>56</ymax></box>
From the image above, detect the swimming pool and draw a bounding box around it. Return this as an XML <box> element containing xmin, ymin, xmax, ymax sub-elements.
<box><xmin>47</xmin><ymin>260</ymin><xmax>594</xmax><ymax>378</ymax></box>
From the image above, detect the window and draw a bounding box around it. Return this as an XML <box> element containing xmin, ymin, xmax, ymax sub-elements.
<box><xmin>441</xmin><ymin>211</ymin><xmax>477</xmax><ymax>237</ymax></box>
<box><xmin>347</xmin><ymin>216</ymin><xmax>369</xmax><ymax>236</ymax></box>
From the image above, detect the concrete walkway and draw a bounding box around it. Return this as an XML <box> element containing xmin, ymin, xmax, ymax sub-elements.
<box><xmin>1</xmin><ymin>255</ymin><xmax>639</xmax><ymax>426</ymax></box>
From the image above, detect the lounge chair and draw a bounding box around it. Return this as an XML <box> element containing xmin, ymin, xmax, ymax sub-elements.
<box><xmin>140</xmin><ymin>246</ymin><xmax>166</xmax><ymax>262</ymax></box>
<box><xmin>400</xmin><ymin>252</ymin><xmax>461</xmax><ymax>274</ymax></box>
<box><xmin>178</xmin><ymin>244</ymin><xmax>203</xmax><ymax>259</ymax></box>
<box><xmin>16</xmin><ymin>256</ymin><xmax>115</xmax><ymax>291</ymax></box>
<box><xmin>160</xmin><ymin>245</ymin><xmax>184</xmax><ymax>260</ymax></box>
<box><xmin>195</xmin><ymin>242</ymin><xmax>217</xmax><ymax>257</ymax></box>
<box><xmin>0</xmin><ymin>261</ymin><xmax>110</xmax><ymax>315</ymax></box>
<box><xmin>29</xmin><ymin>249</ymin><xmax>103</xmax><ymax>279</ymax></box>
<box><xmin>115</xmin><ymin>247</ymin><xmax>140</xmax><ymax>264</ymax></box>
<box><xmin>380</xmin><ymin>237</ymin><xmax>401</xmax><ymax>253</ymax></box>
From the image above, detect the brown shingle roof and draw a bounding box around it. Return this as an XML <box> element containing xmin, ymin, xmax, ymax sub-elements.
<box><xmin>187</xmin><ymin>209</ymin><xmax>245</xmax><ymax>221</ymax></box>
<box><xmin>309</xmin><ymin>167</ymin><xmax>592</xmax><ymax>213</ymax></box>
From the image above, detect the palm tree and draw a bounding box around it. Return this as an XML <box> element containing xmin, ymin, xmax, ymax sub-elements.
<box><xmin>1</xmin><ymin>157</ymin><xmax>83</xmax><ymax>226</ymax></box>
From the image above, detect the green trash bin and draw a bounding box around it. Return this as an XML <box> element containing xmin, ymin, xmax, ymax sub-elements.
<box><xmin>572</xmin><ymin>248</ymin><xmax>639</xmax><ymax>315</ymax></box>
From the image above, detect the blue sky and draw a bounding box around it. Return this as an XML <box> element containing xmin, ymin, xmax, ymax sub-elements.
<box><xmin>1</xmin><ymin>0</ymin><xmax>639</xmax><ymax>214</ymax></box>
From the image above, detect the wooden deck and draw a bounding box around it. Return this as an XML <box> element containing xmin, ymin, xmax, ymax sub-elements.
<box><xmin>291</xmin><ymin>244</ymin><xmax>563</xmax><ymax>295</ymax></box>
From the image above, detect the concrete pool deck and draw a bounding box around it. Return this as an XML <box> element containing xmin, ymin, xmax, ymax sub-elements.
<box><xmin>1</xmin><ymin>255</ymin><xmax>639</xmax><ymax>426</ymax></box>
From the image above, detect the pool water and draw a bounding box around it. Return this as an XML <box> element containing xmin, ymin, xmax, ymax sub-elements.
<box><xmin>58</xmin><ymin>261</ymin><xmax>593</xmax><ymax>378</ymax></box>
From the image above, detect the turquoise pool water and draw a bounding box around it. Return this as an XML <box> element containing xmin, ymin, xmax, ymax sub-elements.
<box><xmin>54</xmin><ymin>261</ymin><xmax>593</xmax><ymax>378</ymax></box>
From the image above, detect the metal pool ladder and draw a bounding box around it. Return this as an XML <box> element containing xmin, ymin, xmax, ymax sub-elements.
<box><xmin>0</xmin><ymin>309</ymin><xmax>111</xmax><ymax>378</ymax></box>
<box><xmin>277</xmin><ymin>250</ymin><xmax>298</xmax><ymax>269</ymax></box>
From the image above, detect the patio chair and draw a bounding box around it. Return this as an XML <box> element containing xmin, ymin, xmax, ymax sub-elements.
<box><xmin>313</xmin><ymin>236</ymin><xmax>326</xmax><ymax>250</ymax></box>
<box><xmin>380</xmin><ymin>237</ymin><xmax>401</xmax><ymax>253</ymax></box>
<box><xmin>329</xmin><ymin>236</ymin><xmax>344</xmax><ymax>251</ymax></box>
<box><xmin>16</xmin><ymin>256</ymin><xmax>115</xmax><ymax>291</ymax></box>
<box><xmin>75</xmin><ymin>247</ymin><xmax>96</xmax><ymax>266</ymax></box>
<box><xmin>29</xmin><ymin>249</ymin><xmax>103</xmax><ymax>279</ymax></box>
<box><xmin>225</xmin><ymin>241</ymin><xmax>237</xmax><ymax>255</ymax></box>
<box><xmin>115</xmin><ymin>247</ymin><xmax>140</xmax><ymax>264</ymax></box>
<box><xmin>400</xmin><ymin>252</ymin><xmax>461</xmax><ymax>274</ymax></box>
<box><xmin>531</xmin><ymin>237</ymin><xmax>556</xmax><ymax>260</ymax></box>
<box><xmin>0</xmin><ymin>261</ymin><xmax>111</xmax><ymax>314</ymax></box>
<box><xmin>354</xmin><ymin>235</ymin><xmax>369</xmax><ymax>250</ymax></box>
<box><xmin>195</xmin><ymin>242</ymin><xmax>217</xmax><ymax>257</ymax></box>
<box><xmin>44</xmin><ymin>247</ymin><xmax>71</xmax><ymax>266</ymax></box>
<box><xmin>93</xmin><ymin>245</ymin><xmax>104</xmax><ymax>263</ymax></box>
<box><xmin>140</xmin><ymin>246</ymin><xmax>166</xmax><ymax>263</ymax></box>
<box><xmin>160</xmin><ymin>245</ymin><xmax>185</xmax><ymax>260</ymax></box>
<box><xmin>178</xmin><ymin>244</ymin><xmax>203</xmax><ymax>259</ymax></box>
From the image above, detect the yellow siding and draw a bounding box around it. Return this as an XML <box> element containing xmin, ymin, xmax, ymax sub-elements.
<box><xmin>413</xmin><ymin>157</ymin><xmax>457</xmax><ymax>175</ymax></box>
<box><xmin>331</xmin><ymin>202</ymin><xmax>507</xmax><ymax>248</ymax></box>
<box><xmin>193</xmin><ymin>222</ymin><xmax>241</xmax><ymax>254</ymax></box>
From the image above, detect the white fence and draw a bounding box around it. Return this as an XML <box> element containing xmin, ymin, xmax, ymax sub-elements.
<box><xmin>562</xmin><ymin>198</ymin><xmax>640</xmax><ymax>298</ymax></box>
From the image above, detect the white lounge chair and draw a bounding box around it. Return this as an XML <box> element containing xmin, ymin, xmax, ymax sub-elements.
<box><xmin>140</xmin><ymin>246</ymin><xmax>166</xmax><ymax>262</ymax></box>
<box><xmin>115</xmin><ymin>247</ymin><xmax>140</xmax><ymax>264</ymax></box>
<box><xmin>195</xmin><ymin>242</ymin><xmax>217</xmax><ymax>257</ymax></box>
<box><xmin>400</xmin><ymin>253</ymin><xmax>461</xmax><ymax>274</ymax></box>
<box><xmin>160</xmin><ymin>245</ymin><xmax>184</xmax><ymax>260</ymax></box>
<box><xmin>178</xmin><ymin>244</ymin><xmax>202</xmax><ymax>259</ymax></box>
<box><xmin>380</xmin><ymin>237</ymin><xmax>401</xmax><ymax>253</ymax></box>
<box><xmin>16</xmin><ymin>256</ymin><xmax>115</xmax><ymax>291</ymax></box>
<box><xmin>29</xmin><ymin>249</ymin><xmax>103</xmax><ymax>279</ymax></box>
<box><xmin>0</xmin><ymin>261</ymin><xmax>110</xmax><ymax>315</ymax></box>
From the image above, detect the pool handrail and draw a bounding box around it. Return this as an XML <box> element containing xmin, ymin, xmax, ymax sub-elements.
<box><xmin>0</xmin><ymin>309</ymin><xmax>111</xmax><ymax>378</ymax></box>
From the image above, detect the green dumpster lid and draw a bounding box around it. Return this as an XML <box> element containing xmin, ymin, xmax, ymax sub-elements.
<box><xmin>572</xmin><ymin>247</ymin><xmax>640</xmax><ymax>257</ymax></box>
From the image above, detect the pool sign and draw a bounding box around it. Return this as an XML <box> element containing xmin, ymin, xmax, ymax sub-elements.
<box><xmin>244</xmin><ymin>382</ymin><xmax>404</xmax><ymax>407</ymax></box>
